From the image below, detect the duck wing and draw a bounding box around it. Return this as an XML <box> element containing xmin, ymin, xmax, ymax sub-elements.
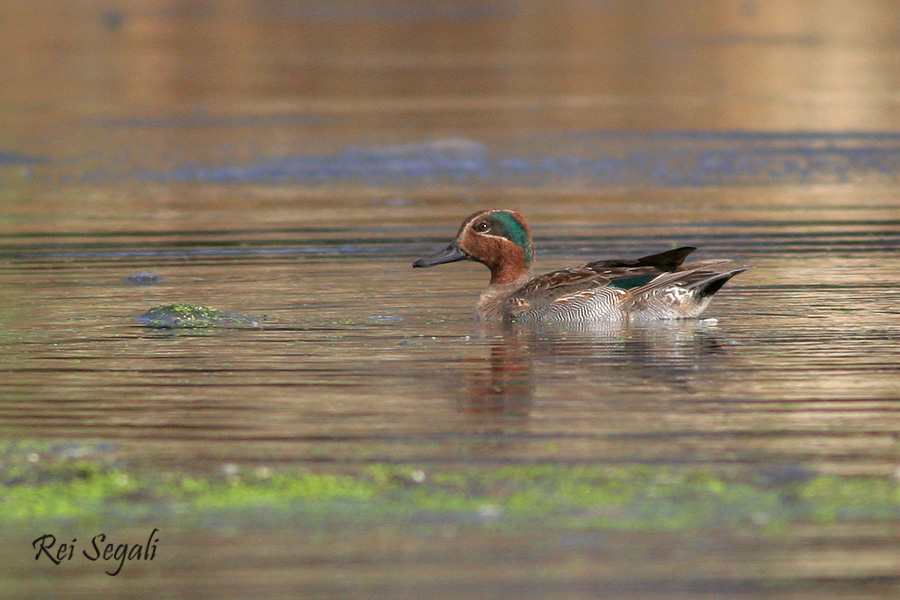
<box><xmin>586</xmin><ymin>246</ymin><xmax>697</xmax><ymax>272</ymax></box>
<box><xmin>584</xmin><ymin>246</ymin><xmax>698</xmax><ymax>290</ymax></box>
<box><xmin>503</xmin><ymin>249</ymin><xmax>747</xmax><ymax>322</ymax></box>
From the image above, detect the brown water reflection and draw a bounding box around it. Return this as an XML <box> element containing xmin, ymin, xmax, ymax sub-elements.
<box><xmin>3</xmin><ymin>0</ymin><xmax>900</xmax><ymax>598</ymax></box>
<box><xmin>461</xmin><ymin>320</ymin><xmax>728</xmax><ymax>418</ymax></box>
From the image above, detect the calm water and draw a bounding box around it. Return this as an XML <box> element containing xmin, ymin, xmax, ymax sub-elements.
<box><xmin>3</xmin><ymin>1</ymin><xmax>900</xmax><ymax>598</ymax></box>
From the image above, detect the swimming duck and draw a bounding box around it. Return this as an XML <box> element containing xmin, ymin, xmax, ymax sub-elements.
<box><xmin>413</xmin><ymin>209</ymin><xmax>748</xmax><ymax>323</ymax></box>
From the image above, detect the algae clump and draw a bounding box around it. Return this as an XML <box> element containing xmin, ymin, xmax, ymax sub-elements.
<box><xmin>138</xmin><ymin>303</ymin><xmax>260</xmax><ymax>328</ymax></box>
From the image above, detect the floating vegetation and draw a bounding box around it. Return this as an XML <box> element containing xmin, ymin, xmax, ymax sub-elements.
<box><xmin>3</xmin><ymin>440</ymin><xmax>900</xmax><ymax>532</ymax></box>
<box><xmin>137</xmin><ymin>303</ymin><xmax>260</xmax><ymax>328</ymax></box>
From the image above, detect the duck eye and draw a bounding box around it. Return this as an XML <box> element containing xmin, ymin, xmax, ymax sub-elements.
<box><xmin>474</xmin><ymin>221</ymin><xmax>490</xmax><ymax>232</ymax></box>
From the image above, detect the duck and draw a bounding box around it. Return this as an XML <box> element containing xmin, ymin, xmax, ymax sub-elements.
<box><xmin>413</xmin><ymin>209</ymin><xmax>748</xmax><ymax>323</ymax></box>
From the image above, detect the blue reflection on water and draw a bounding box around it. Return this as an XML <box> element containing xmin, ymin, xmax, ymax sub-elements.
<box><xmin>119</xmin><ymin>131</ymin><xmax>900</xmax><ymax>187</ymax></box>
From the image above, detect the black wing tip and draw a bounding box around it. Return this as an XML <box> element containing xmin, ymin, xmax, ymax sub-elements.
<box><xmin>636</xmin><ymin>246</ymin><xmax>698</xmax><ymax>271</ymax></box>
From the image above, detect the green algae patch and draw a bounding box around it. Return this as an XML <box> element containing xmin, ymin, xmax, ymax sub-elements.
<box><xmin>137</xmin><ymin>303</ymin><xmax>260</xmax><ymax>328</ymax></box>
<box><xmin>0</xmin><ymin>441</ymin><xmax>139</xmax><ymax>521</ymax></box>
<box><xmin>175</xmin><ymin>472</ymin><xmax>377</xmax><ymax>511</ymax></box>
<box><xmin>3</xmin><ymin>440</ymin><xmax>900</xmax><ymax>532</ymax></box>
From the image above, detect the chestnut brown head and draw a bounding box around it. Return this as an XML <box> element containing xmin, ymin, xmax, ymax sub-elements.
<box><xmin>413</xmin><ymin>210</ymin><xmax>534</xmax><ymax>285</ymax></box>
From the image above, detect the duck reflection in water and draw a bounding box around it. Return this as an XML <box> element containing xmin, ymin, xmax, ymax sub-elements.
<box><xmin>459</xmin><ymin>319</ymin><xmax>731</xmax><ymax>425</ymax></box>
<box><xmin>460</xmin><ymin>324</ymin><xmax>535</xmax><ymax>421</ymax></box>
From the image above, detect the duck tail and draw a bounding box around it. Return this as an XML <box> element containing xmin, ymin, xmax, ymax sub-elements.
<box><xmin>692</xmin><ymin>267</ymin><xmax>749</xmax><ymax>299</ymax></box>
<box><xmin>622</xmin><ymin>264</ymin><xmax>750</xmax><ymax>318</ymax></box>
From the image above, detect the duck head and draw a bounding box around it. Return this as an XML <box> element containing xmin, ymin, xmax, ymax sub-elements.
<box><xmin>413</xmin><ymin>209</ymin><xmax>534</xmax><ymax>285</ymax></box>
